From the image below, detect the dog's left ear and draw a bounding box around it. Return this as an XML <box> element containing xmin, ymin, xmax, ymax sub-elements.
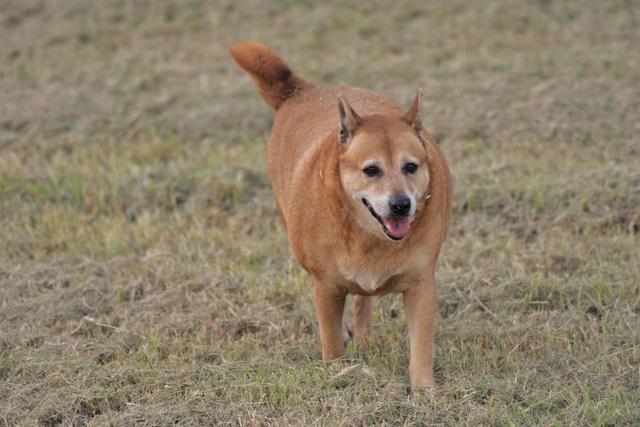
<box><xmin>403</xmin><ymin>89</ymin><xmax>423</xmax><ymax>132</ymax></box>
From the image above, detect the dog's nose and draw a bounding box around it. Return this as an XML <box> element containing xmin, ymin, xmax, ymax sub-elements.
<box><xmin>389</xmin><ymin>195</ymin><xmax>411</xmax><ymax>216</ymax></box>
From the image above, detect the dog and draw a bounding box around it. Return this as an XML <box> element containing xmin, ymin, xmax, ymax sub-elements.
<box><xmin>230</xmin><ymin>42</ymin><xmax>451</xmax><ymax>389</ymax></box>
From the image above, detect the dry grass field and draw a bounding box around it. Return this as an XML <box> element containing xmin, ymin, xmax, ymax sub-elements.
<box><xmin>1</xmin><ymin>0</ymin><xmax>639</xmax><ymax>425</ymax></box>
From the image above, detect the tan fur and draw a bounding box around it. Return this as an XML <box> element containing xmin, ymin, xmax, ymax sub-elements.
<box><xmin>230</xmin><ymin>42</ymin><xmax>452</xmax><ymax>389</ymax></box>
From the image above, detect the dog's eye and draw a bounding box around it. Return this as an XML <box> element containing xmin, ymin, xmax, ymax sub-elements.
<box><xmin>403</xmin><ymin>163</ymin><xmax>418</xmax><ymax>174</ymax></box>
<box><xmin>362</xmin><ymin>165</ymin><xmax>381</xmax><ymax>177</ymax></box>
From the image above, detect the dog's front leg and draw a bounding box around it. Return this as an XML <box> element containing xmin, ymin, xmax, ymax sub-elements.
<box><xmin>313</xmin><ymin>279</ymin><xmax>346</xmax><ymax>361</ymax></box>
<box><xmin>402</xmin><ymin>275</ymin><xmax>438</xmax><ymax>389</ymax></box>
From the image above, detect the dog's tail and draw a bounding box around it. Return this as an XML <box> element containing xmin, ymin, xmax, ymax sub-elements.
<box><xmin>229</xmin><ymin>42</ymin><xmax>311</xmax><ymax>110</ymax></box>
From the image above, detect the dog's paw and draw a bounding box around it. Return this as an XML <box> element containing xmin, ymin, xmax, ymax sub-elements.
<box><xmin>409</xmin><ymin>375</ymin><xmax>435</xmax><ymax>393</ymax></box>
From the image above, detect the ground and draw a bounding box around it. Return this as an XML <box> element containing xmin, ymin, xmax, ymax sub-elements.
<box><xmin>1</xmin><ymin>0</ymin><xmax>639</xmax><ymax>425</ymax></box>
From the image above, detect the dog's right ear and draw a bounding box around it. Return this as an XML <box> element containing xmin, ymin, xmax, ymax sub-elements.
<box><xmin>337</xmin><ymin>96</ymin><xmax>361</xmax><ymax>144</ymax></box>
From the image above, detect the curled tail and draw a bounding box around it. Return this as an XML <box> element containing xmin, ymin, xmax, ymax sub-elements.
<box><xmin>229</xmin><ymin>42</ymin><xmax>311</xmax><ymax>110</ymax></box>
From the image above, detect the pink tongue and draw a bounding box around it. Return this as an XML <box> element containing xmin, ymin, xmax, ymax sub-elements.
<box><xmin>382</xmin><ymin>217</ymin><xmax>411</xmax><ymax>239</ymax></box>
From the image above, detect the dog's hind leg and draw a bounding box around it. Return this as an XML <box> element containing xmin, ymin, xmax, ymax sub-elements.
<box><xmin>342</xmin><ymin>313</ymin><xmax>353</xmax><ymax>344</ymax></box>
<box><xmin>353</xmin><ymin>295</ymin><xmax>374</xmax><ymax>339</ymax></box>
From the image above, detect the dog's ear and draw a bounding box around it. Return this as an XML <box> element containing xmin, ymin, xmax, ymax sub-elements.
<box><xmin>337</xmin><ymin>96</ymin><xmax>361</xmax><ymax>144</ymax></box>
<box><xmin>403</xmin><ymin>89</ymin><xmax>423</xmax><ymax>131</ymax></box>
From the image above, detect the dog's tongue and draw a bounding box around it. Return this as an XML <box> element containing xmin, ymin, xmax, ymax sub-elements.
<box><xmin>383</xmin><ymin>217</ymin><xmax>411</xmax><ymax>239</ymax></box>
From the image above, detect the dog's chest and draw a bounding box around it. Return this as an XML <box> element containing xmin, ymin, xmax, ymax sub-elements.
<box><xmin>336</xmin><ymin>247</ymin><xmax>425</xmax><ymax>294</ymax></box>
<box><xmin>343</xmin><ymin>269</ymin><xmax>392</xmax><ymax>292</ymax></box>
<box><xmin>339</xmin><ymin>259</ymin><xmax>406</xmax><ymax>293</ymax></box>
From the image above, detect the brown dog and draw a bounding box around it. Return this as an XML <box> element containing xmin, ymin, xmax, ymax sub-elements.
<box><xmin>230</xmin><ymin>43</ymin><xmax>451</xmax><ymax>388</ymax></box>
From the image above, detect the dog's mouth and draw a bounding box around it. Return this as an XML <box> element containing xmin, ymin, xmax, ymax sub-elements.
<box><xmin>362</xmin><ymin>198</ymin><xmax>411</xmax><ymax>241</ymax></box>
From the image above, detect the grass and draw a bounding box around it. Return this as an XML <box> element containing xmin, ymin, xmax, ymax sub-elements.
<box><xmin>1</xmin><ymin>0</ymin><xmax>639</xmax><ymax>424</ymax></box>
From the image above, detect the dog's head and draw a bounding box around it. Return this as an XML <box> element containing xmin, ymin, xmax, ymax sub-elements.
<box><xmin>338</xmin><ymin>91</ymin><xmax>431</xmax><ymax>242</ymax></box>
